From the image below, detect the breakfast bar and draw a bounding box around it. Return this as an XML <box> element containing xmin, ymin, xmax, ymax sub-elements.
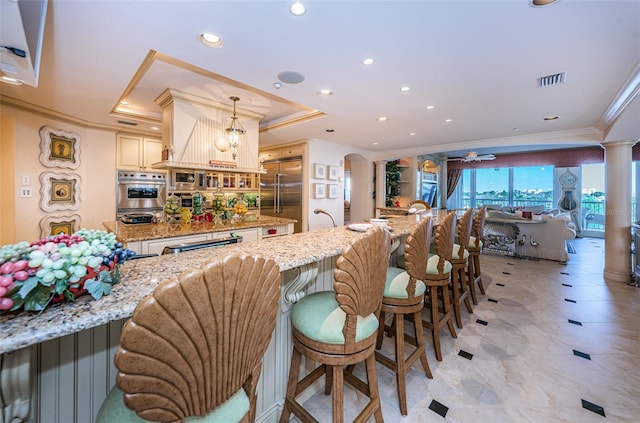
<box><xmin>0</xmin><ymin>214</ymin><xmax>436</xmax><ymax>423</ymax></box>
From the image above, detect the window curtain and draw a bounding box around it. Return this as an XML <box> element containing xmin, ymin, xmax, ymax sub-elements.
<box><xmin>447</xmin><ymin>169</ymin><xmax>462</xmax><ymax>199</ymax></box>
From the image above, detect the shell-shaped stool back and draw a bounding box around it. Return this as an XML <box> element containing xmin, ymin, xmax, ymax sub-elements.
<box><xmin>115</xmin><ymin>253</ymin><xmax>281</xmax><ymax>422</ymax></box>
<box><xmin>451</xmin><ymin>208</ymin><xmax>475</xmax><ymax>328</ymax></box>
<box><xmin>469</xmin><ymin>206</ymin><xmax>488</xmax><ymax>304</ymax></box>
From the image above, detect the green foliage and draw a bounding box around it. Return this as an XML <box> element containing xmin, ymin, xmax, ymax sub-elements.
<box><xmin>386</xmin><ymin>160</ymin><xmax>402</xmax><ymax>206</ymax></box>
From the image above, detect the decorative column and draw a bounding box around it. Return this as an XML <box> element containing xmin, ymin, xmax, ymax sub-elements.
<box><xmin>375</xmin><ymin>161</ymin><xmax>387</xmax><ymax>215</ymax></box>
<box><xmin>602</xmin><ymin>140</ymin><xmax>636</xmax><ymax>283</ymax></box>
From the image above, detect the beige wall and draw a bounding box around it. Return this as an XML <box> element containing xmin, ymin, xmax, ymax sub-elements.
<box><xmin>1</xmin><ymin>105</ymin><xmax>117</xmax><ymax>243</ymax></box>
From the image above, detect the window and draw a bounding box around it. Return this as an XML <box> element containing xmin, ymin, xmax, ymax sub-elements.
<box><xmin>461</xmin><ymin>166</ymin><xmax>554</xmax><ymax>209</ymax></box>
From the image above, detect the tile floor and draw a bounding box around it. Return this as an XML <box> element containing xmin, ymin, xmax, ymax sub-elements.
<box><xmin>297</xmin><ymin>237</ymin><xmax>640</xmax><ymax>422</ymax></box>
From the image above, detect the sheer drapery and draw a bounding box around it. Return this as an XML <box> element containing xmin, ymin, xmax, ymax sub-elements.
<box><xmin>447</xmin><ymin>169</ymin><xmax>462</xmax><ymax>199</ymax></box>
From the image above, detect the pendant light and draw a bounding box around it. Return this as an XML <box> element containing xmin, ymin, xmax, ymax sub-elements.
<box><xmin>225</xmin><ymin>96</ymin><xmax>245</xmax><ymax>161</ymax></box>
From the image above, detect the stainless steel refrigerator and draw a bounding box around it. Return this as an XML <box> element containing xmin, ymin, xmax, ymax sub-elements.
<box><xmin>260</xmin><ymin>157</ymin><xmax>303</xmax><ymax>233</ymax></box>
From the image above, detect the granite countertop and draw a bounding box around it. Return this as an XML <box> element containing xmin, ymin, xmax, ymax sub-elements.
<box><xmin>103</xmin><ymin>215</ymin><xmax>297</xmax><ymax>242</ymax></box>
<box><xmin>0</xmin><ymin>215</ymin><xmax>431</xmax><ymax>354</ymax></box>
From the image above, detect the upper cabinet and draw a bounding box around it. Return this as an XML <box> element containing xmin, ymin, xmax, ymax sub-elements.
<box><xmin>117</xmin><ymin>135</ymin><xmax>162</xmax><ymax>171</ymax></box>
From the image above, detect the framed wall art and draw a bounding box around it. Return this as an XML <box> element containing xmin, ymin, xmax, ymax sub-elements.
<box><xmin>328</xmin><ymin>165</ymin><xmax>339</xmax><ymax>180</ymax></box>
<box><xmin>313</xmin><ymin>183</ymin><xmax>326</xmax><ymax>199</ymax></box>
<box><xmin>328</xmin><ymin>184</ymin><xmax>339</xmax><ymax>199</ymax></box>
<box><xmin>39</xmin><ymin>172</ymin><xmax>82</xmax><ymax>212</ymax></box>
<box><xmin>39</xmin><ymin>126</ymin><xmax>81</xmax><ymax>169</ymax></box>
<box><xmin>39</xmin><ymin>214</ymin><xmax>81</xmax><ymax>239</ymax></box>
<box><xmin>313</xmin><ymin>163</ymin><xmax>326</xmax><ymax>179</ymax></box>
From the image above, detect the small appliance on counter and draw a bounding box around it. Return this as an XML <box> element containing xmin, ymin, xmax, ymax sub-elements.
<box><xmin>120</xmin><ymin>213</ymin><xmax>155</xmax><ymax>225</ymax></box>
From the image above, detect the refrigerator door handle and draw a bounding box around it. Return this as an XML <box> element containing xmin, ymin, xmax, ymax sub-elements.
<box><xmin>275</xmin><ymin>173</ymin><xmax>282</xmax><ymax>213</ymax></box>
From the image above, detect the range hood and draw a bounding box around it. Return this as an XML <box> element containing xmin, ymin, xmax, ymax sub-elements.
<box><xmin>152</xmin><ymin>89</ymin><xmax>264</xmax><ymax>173</ymax></box>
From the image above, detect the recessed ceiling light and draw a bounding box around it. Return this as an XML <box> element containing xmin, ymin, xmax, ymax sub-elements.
<box><xmin>426</xmin><ymin>105</ymin><xmax>435</xmax><ymax>110</ymax></box>
<box><xmin>0</xmin><ymin>75</ymin><xmax>23</xmax><ymax>85</ymax></box>
<box><xmin>445</xmin><ymin>118</ymin><xmax>453</xmax><ymax>123</ymax></box>
<box><xmin>372</xmin><ymin>142</ymin><xmax>379</xmax><ymax>145</ymax></box>
<box><xmin>362</xmin><ymin>58</ymin><xmax>374</xmax><ymax>66</ymax></box>
<box><xmin>544</xmin><ymin>115</ymin><xmax>560</xmax><ymax>121</ymax></box>
<box><xmin>200</xmin><ymin>33</ymin><xmax>223</xmax><ymax>48</ymax></box>
<box><xmin>409</xmin><ymin>132</ymin><xmax>416</xmax><ymax>136</ymax></box>
<box><xmin>400</xmin><ymin>86</ymin><xmax>410</xmax><ymax>92</ymax></box>
<box><xmin>273</xmin><ymin>82</ymin><xmax>283</xmax><ymax>89</ymax></box>
<box><xmin>317</xmin><ymin>89</ymin><xmax>333</xmax><ymax>96</ymax></box>
<box><xmin>290</xmin><ymin>2</ymin><xmax>306</xmax><ymax>16</ymax></box>
<box><xmin>513</xmin><ymin>127</ymin><xmax>520</xmax><ymax>132</ymax></box>
<box><xmin>150</xmin><ymin>126</ymin><xmax>160</xmax><ymax>131</ymax></box>
<box><xmin>377</xmin><ymin>117</ymin><xmax>388</xmax><ymax>122</ymax></box>
<box><xmin>326</xmin><ymin>129</ymin><xmax>335</xmax><ymax>133</ymax></box>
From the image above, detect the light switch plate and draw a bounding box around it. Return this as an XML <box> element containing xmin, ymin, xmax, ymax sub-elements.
<box><xmin>22</xmin><ymin>176</ymin><xmax>30</xmax><ymax>185</ymax></box>
<box><xmin>20</xmin><ymin>187</ymin><xmax>32</xmax><ymax>198</ymax></box>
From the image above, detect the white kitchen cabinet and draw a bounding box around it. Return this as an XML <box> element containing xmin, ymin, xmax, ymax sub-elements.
<box><xmin>116</xmin><ymin>135</ymin><xmax>162</xmax><ymax>170</ymax></box>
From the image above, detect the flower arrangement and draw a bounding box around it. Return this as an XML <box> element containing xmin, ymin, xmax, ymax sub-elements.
<box><xmin>0</xmin><ymin>229</ymin><xmax>136</xmax><ymax>313</ymax></box>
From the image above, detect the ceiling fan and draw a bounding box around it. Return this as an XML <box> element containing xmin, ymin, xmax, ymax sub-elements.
<box><xmin>447</xmin><ymin>151</ymin><xmax>496</xmax><ymax>162</ymax></box>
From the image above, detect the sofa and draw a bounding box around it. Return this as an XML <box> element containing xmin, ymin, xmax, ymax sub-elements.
<box><xmin>484</xmin><ymin>209</ymin><xmax>576</xmax><ymax>262</ymax></box>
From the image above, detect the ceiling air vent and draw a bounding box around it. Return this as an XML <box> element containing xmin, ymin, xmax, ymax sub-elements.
<box><xmin>117</xmin><ymin>120</ymin><xmax>138</xmax><ymax>126</ymax></box>
<box><xmin>538</xmin><ymin>72</ymin><xmax>567</xmax><ymax>87</ymax></box>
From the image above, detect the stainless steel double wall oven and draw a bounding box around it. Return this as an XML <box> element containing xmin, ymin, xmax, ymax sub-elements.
<box><xmin>116</xmin><ymin>170</ymin><xmax>167</xmax><ymax>217</ymax></box>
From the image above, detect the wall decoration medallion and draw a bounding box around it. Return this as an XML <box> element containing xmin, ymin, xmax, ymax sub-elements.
<box><xmin>39</xmin><ymin>172</ymin><xmax>81</xmax><ymax>212</ymax></box>
<box><xmin>39</xmin><ymin>126</ymin><xmax>81</xmax><ymax>169</ymax></box>
<box><xmin>39</xmin><ymin>214</ymin><xmax>81</xmax><ymax>238</ymax></box>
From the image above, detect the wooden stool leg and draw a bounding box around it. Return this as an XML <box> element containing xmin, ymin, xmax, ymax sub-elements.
<box><xmin>468</xmin><ymin>254</ymin><xmax>479</xmax><ymax>305</ymax></box>
<box><xmin>461</xmin><ymin>263</ymin><xmax>473</xmax><ymax>313</ymax></box>
<box><xmin>413</xmin><ymin>310</ymin><xmax>433</xmax><ymax>379</ymax></box>
<box><xmin>365</xmin><ymin>353</ymin><xmax>384</xmax><ymax>423</ymax></box>
<box><xmin>376</xmin><ymin>310</ymin><xmax>386</xmax><ymax>350</ymax></box>
<box><xmin>475</xmin><ymin>254</ymin><xmax>486</xmax><ymax>294</ymax></box>
<box><xmin>331</xmin><ymin>365</ymin><xmax>344</xmax><ymax>423</ymax></box>
<box><xmin>324</xmin><ymin>363</ymin><xmax>333</xmax><ymax>396</ymax></box>
<box><xmin>428</xmin><ymin>286</ymin><xmax>442</xmax><ymax>361</ymax></box>
<box><xmin>394</xmin><ymin>311</ymin><xmax>408</xmax><ymax>416</ymax></box>
<box><xmin>280</xmin><ymin>346</ymin><xmax>302</xmax><ymax>423</ymax></box>
<box><xmin>451</xmin><ymin>268</ymin><xmax>463</xmax><ymax>329</ymax></box>
<box><xmin>442</xmin><ymin>285</ymin><xmax>457</xmax><ymax>339</ymax></box>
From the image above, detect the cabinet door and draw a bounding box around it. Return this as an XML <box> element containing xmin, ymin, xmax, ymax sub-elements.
<box><xmin>143</xmin><ymin>138</ymin><xmax>162</xmax><ymax>169</ymax></box>
<box><xmin>117</xmin><ymin>135</ymin><xmax>142</xmax><ymax>169</ymax></box>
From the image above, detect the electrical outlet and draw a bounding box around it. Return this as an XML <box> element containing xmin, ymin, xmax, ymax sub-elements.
<box><xmin>20</xmin><ymin>187</ymin><xmax>32</xmax><ymax>198</ymax></box>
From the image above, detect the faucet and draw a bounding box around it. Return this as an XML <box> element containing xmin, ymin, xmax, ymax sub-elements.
<box><xmin>314</xmin><ymin>208</ymin><xmax>337</xmax><ymax>228</ymax></box>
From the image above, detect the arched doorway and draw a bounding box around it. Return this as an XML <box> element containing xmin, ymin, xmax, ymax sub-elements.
<box><xmin>345</xmin><ymin>153</ymin><xmax>371</xmax><ymax>223</ymax></box>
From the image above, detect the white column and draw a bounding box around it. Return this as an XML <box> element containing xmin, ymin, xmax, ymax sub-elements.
<box><xmin>375</xmin><ymin>161</ymin><xmax>387</xmax><ymax>213</ymax></box>
<box><xmin>602</xmin><ymin>140</ymin><xmax>636</xmax><ymax>283</ymax></box>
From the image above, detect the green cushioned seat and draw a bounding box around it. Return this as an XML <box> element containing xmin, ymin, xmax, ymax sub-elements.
<box><xmin>96</xmin><ymin>385</ymin><xmax>249</xmax><ymax>423</ymax></box>
<box><xmin>290</xmin><ymin>291</ymin><xmax>379</xmax><ymax>344</ymax></box>
<box><xmin>451</xmin><ymin>244</ymin><xmax>469</xmax><ymax>260</ymax></box>
<box><xmin>469</xmin><ymin>236</ymin><xmax>484</xmax><ymax>249</ymax></box>
<box><xmin>385</xmin><ymin>267</ymin><xmax>426</xmax><ymax>298</ymax></box>
<box><xmin>427</xmin><ymin>254</ymin><xmax>452</xmax><ymax>275</ymax></box>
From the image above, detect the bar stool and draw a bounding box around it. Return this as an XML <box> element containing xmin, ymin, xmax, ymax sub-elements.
<box><xmin>96</xmin><ymin>253</ymin><xmax>281</xmax><ymax>423</ymax></box>
<box><xmin>375</xmin><ymin>217</ymin><xmax>433</xmax><ymax>416</ymax></box>
<box><xmin>423</xmin><ymin>210</ymin><xmax>457</xmax><ymax>361</ymax></box>
<box><xmin>450</xmin><ymin>208</ymin><xmax>474</xmax><ymax>328</ymax></box>
<box><xmin>468</xmin><ymin>206</ymin><xmax>488</xmax><ymax>304</ymax></box>
<box><xmin>280</xmin><ymin>226</ymin><xmax>391</xmax><ymax>423</ymax></box>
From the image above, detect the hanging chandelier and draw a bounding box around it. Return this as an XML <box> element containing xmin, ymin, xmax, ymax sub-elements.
<box><xmin>225</xmin><ymin>96</ymin><xmax>245</xmax><ymax>161</ymax></box>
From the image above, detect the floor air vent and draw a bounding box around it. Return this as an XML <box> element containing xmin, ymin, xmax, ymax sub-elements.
<box><xmin>538</xmin><ymin>72</ymin><xmax>567</xmax><ymax>87</ymax></box>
